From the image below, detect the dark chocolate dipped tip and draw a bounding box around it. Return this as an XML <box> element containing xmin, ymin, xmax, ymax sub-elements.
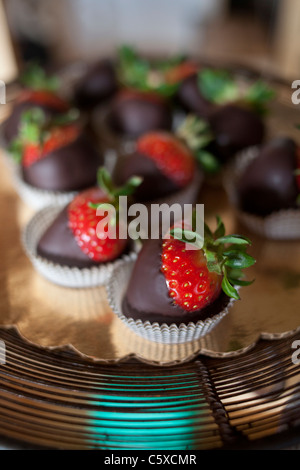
<box><xmin>122</xmin><ymin>238</ymin><xmax>230</xmax><ymax>326</ymax></box>
<box><xmin>236</xmin><ymin>137</ymin><xmax>299</xmax><ymax>216</ymax></box>
<box><xmin>107</xmin><ymin>94</ymin><xmax>173</xmax><ymax>138</ymax></box>
<box><xmin>176</xmin><ymin>73</ymin><xmax>215</xmax><ymax>119</ymax></box>
<box><xmin>113</xmin><ymin>151</ymin><xmax>180</xmax><ymax>202</ymax></box>
<box><xmin>73</xmin><ymin>59</ymin><xmax>118</xmax><ymax>109</ymax></box>
<box><xmin>208</xmin><ymin>104</ymin><xmax>265</xmax><ymax>161</ymax></box>
<box><xmin>37</xmin><ymin>206</ymin><xmax>99</xmax><ymax>268</ymax></box>
<box><xmin>22</xmin><ymin>133</ymin><xmax>103</xmax><ymax>192</ymax></box>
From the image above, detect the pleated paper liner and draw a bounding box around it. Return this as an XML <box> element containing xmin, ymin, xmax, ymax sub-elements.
<box><xmin>0</xmin><ymin>125</ymin><xmax>78</xmax><ymax>210</ymax></box>
<box><xmin>106</xmin><ymin>259</ymin><xmax>237</xmax><ymax>345</ymax></box>
<box><xmin>224</xmin><ymin>146</ymin><xmax>300</xmax><ymax>240</ymax></box>
<box><xmin>22</xmin><ymin>204</ymin><xmax>138</xmax><ymax>288</ymax></box>
<box><xmin>12</xmin><ymin>166</ymin><xmax>78</xmax><ymax>210</ymax></box>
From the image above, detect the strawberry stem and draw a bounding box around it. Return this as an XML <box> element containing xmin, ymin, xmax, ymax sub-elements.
<box><xmin>176</xmin><ymin>114</ymin><xmax>221</xmax><ymax>174</ymax></box>
<box><xmin>97</xmin><ymin>167</ymin><xmax>143</xmax><ymax>201</ymax></box>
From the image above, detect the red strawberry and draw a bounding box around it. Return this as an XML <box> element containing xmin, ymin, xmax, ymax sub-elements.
<box><xmin>23</xmin><ymin>124</ymin><xmax>80</xmax><ymax>167</ymax></box>
<box><xmin>161</xmin><ymin>217</ymin><xmax>255</xmax><ymax>312</ymax></box>
<box><xmin>161</xmin><ymin>237</ymin><xmax>222</xmax><ymax>311</ymax></box>
<box><xmin>165</xmin><ymin>61</ymin><xmax>199</xmax><ymax>84</ymax></box>
<box><xmin>19</xmin><ymin>89</ymin><xmax>69</xmax><ymax>112</ymax></box>
<box><xmin>9</xmin><ymin>108</ymin><xmax>81</xmax><ymax>167</ymax></box>
<box><xmin>137</xmin><ymin>131</ymin><xmax>196</xmax><ymax>188</ymax></box>
<box><xmin>17</xmin><ymin>62</ymin><xmax>69</xmax><ymax>112</ymax></box>
<box><xmin>68</xmin><ymin>168</ymin><xmax>142</xmax><ymax>263</ymax></box>
<box><xmin>116</xmin><ymin>88</ymin><xmax>166</xmax><ymax>105</ymax></box>
<box><xmin>68</xmin><ymin>188</ymin><xmax>127</xmax><ymax>262</ymax></box>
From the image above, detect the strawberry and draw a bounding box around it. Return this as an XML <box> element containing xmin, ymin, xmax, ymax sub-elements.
<box><xmin>9</xmin><ymin>108</ymin><xmax>80</xmax><ymax>167</ymax></box>
<box><xmin>18</xmin><ymin>89</ymin><xmax>69</xmax><ymax>112</ymax></box>
<box><xmin>161</xmin><ymin>216</ymin><xmax>255</xmax><ymax>311</ymax></box>
<box><xmin>18</xmin><ymin>62</ymin><xmax>69</xmax><ymax>111</ymax></box>
<box><xmin>135</xmin><ymin>113</ymin><xmax>219</xmax><ymax>187</ymax></box>
<box><xmin>23</xmin><ymin>124</ymin><xmax>80</xmax><ymax>167</ymax></box>
<box><xmin>118</xmin><ymin>45</ymin><xmax>191</xmax><ymax>97</ymax></box>
<box><xmin>116</xmin><ymin>88</ymin><xmax>166</xmax><ymax>106</ymax></box>
<box><xmin>164</xmin><ymin>61</ymin><xmax>199</xmax><ymax>84</ymax></box>
<box><xmin>68</xmin><ymin>187</ymin><xmax>122</xmax><ymax>262</ymax></box>
<box><xmin>137</xmin><ymin>131</ymin><xmax>196</xmax><ymax>188</ymax></box>
<box><xmin>68</xmin><ymin>168</ymin><xmax>142</xmax><ymax>263</ymax></box>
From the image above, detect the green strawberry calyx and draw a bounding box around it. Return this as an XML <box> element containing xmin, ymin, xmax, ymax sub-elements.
<box><xmin>117</xmin><ymin>45</ymin><xmax>184</xmax><ymax>97</ymax></box>
<box><xmin>170</xmin><ymin>215</ymin><xmax>255</xmax><ymax>300</ymax></box>
<box><xmin>20</xmin><ymin>62</ymin><xmax>60</xmax><ymax>92</ymax></box>
<box><xmin>88</xmin><ymin>167</ymin><xmax>143</xmax><ymax>213</ymax></box>
<box><xmin>8</xmin><ymin>107</ymin><xmax>80</xmax><ymax>163</ymax></box>
<box><xmin>198</xmin><ymin>68</ymin><xmax>275</xmax><ymax>115</ymax></box>
<box><xmin>176</xmin><ymin>114</ymin><xmax>221</xmax><ymax>174</ymax></box>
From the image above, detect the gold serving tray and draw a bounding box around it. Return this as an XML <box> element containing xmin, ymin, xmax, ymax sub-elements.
<box><xmin>0</xmin><ymin>78</ymin><xmax>300</xmax><ymax>366</ymax></box>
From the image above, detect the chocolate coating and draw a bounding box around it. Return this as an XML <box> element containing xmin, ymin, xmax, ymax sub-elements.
<box><xmin>73</xmin><ymin>59</ymin><xmax>118</xmax><ymax>109</ymax></box>
<box><xmin>22</xmin><ymin>133</ymin><xmax>103</xmax><ymax>191</ymax></box>
<box><xmin>176</xmin><ymin>73</ymin><xmax>215</xmax><ymax>119</ymax></box>
<box><xmin>37</xmin><ymin>206</ymin><xmax>99</xmax><ymax>268</ymax></box>
<box><xmin>107</xmin><ymin>94</ymin><xmax>172</xmax><ymax>138</ymax></box>
<box><xmin>2</xmin><ymin>101</ymin><xmax>58</xmax><ymax>144</ymax></box>
<box><xmin>113</xmin><ymin>151</ymin><xmax>180</xmax><ymax>202</ymax></box>
<box><xmin>208</xmin><ymin>104</ymin><xmax>265</xmax><ymax>161</ymax></box>
<box><xmin>236</xmin><ymin>137</ymin><xmax>299</xmax><ymax>216</ymax></box>
<box><xmin>122</xmin><ymin>238</ymin><xmax>230</xmax><ymax>325</ymax></box>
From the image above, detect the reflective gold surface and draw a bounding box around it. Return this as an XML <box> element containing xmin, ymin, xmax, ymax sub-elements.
<box><xmin>0</xmin><ymin>82</ymin><xmax>300</xmax><ymax>365</ymax></box>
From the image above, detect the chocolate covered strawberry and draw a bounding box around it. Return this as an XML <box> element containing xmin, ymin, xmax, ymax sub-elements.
<box><xmin>3</xmin><ymin>63</ymin><xmax>69</xmax><ymax>144</ymax></box>
<box><xmin>105</xmin><ymin>46</ymin><xmax>199</xmax><ymax>138</ymax></box>
<box><xmin>122</xmin><ymin>216</ymin><xmax>255</xmax><ymax>325</ymax></box>
<box><xmin>162</xmin><ymin>217</ymin><xmax>255</xmax><ymax>310</ymax></box>
<box><xmin>10</xmin><ymin>107</ymin><xmax>103</xmax><ymax>192</ymax></box>
<box><xmin>177</xmin><ymin>68</ymin><xmax>274</xmax><ymax>161</ymax></box>
<box><xmin>236</xmin><ymin>137</ymin><xmax>300</xmax><ymax>216</ymax></box>
<box><xmin>37</xmin><ymin>168</ymin><xmax>142</xmax><ymax>266</ymax></box>
<box><xmin>117</xmin><ymin>45</ymin><xmax>192</xmax><ymax>97</ymax></box>
<box><xmin>73</xmin><ymin>59</ymin><xmax>118</xmax><ymax>109</ymax></box>
<box><xmin>107</xmin><ymin>88</ymin><xmax>172</xmax><ymax>138</ymax></box>
<box><xmin>113</xmin><ymin>115</ymin><xmax>218</xmax><ymax>201</ymax></box>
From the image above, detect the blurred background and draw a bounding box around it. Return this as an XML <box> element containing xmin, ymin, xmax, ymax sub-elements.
<box><xmin>0</xmin><ymin>0</ymin><xmax>299</xmax><ymax>82</ymax></box>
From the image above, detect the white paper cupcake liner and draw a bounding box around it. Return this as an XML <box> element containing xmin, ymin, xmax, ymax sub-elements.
<box><xmin>224</xmin><ymin>146</ymin><xmax>300</xmax><ymax>240</ymax></box>
<box><xmin>11</xmin><ymin>165</ymin><xmax>78</xmax><ymax>211</ymax></box>
<box><xmin>22</xmin><ymin>205</ymin><xmax>138</xmax><ymax>288</ymax></box>
<box><xmin>106</xmin><ymin>260</ymin><xmax>236</xmax><ymax>344</ymax></box>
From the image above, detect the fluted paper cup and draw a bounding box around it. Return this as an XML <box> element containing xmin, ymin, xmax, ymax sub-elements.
<box><xmin>224</xmin><ymin>146</ymin><xmax>300</xmax><ymax>240</ymax></box>
<box><xmin>22</xmin><ymin>205</ymin><xmax>138</xmax><ymax>288</ymax></box>
<box><xmin>12</xmin><ymin>166</ymin><xmax>78</xmax><ymax>210</ymax></box>
<box><xmin>106</xmin><ymin>260</ymin><xmax>235</xmax><ymax>344</ymax></box>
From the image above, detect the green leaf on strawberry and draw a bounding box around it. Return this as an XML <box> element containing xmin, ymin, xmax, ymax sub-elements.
<box><xmin>167</xmin><ymin>215</ymin><xmax>255</xmax><ymax>305</ymax></box>
<box><xmin>198</xmin><ymin>69</ymin><xmax>239</xmax><ymax>104</ymax></box>
<box><xmin>96</xmin><ymin>167</ymin><xmax>143</xmax><ymax>201</ymax></box>
<box><xmin>20</xmin><ymin>62</ymin><xmax>60</xmax><ymax>92</ymax></box>
<box><xmin>198</xmin><ymin>68</ymin><xmax>275</xmax><ymax>114</ymax></box>
<box><xmin>176</xmin><ymin>114</ymin><xmax>221</xmax><ymax>174</ymax></box>
<box><xmin>8</xmin><ymin>108</ymin><xmax>80</xmax><ymax>166</ymax></box>
<box><xmin>8</xmin><ymin>107</ymin><xmax>47</xmax><ymax>163</ymax></box>
<box><xmin>117</xmin><ymin>44</ymin><xmax>181</xmax><ymax>97</ymax></box>
<box><xmin>244</xmin><ymin>80</ymin><xmax>276</xmax><ymax>115</ymax></box>
<box><xmin>221</xmin><ymin>269</ymin><xmax>240</xmax><ymax>300</ymax></box>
